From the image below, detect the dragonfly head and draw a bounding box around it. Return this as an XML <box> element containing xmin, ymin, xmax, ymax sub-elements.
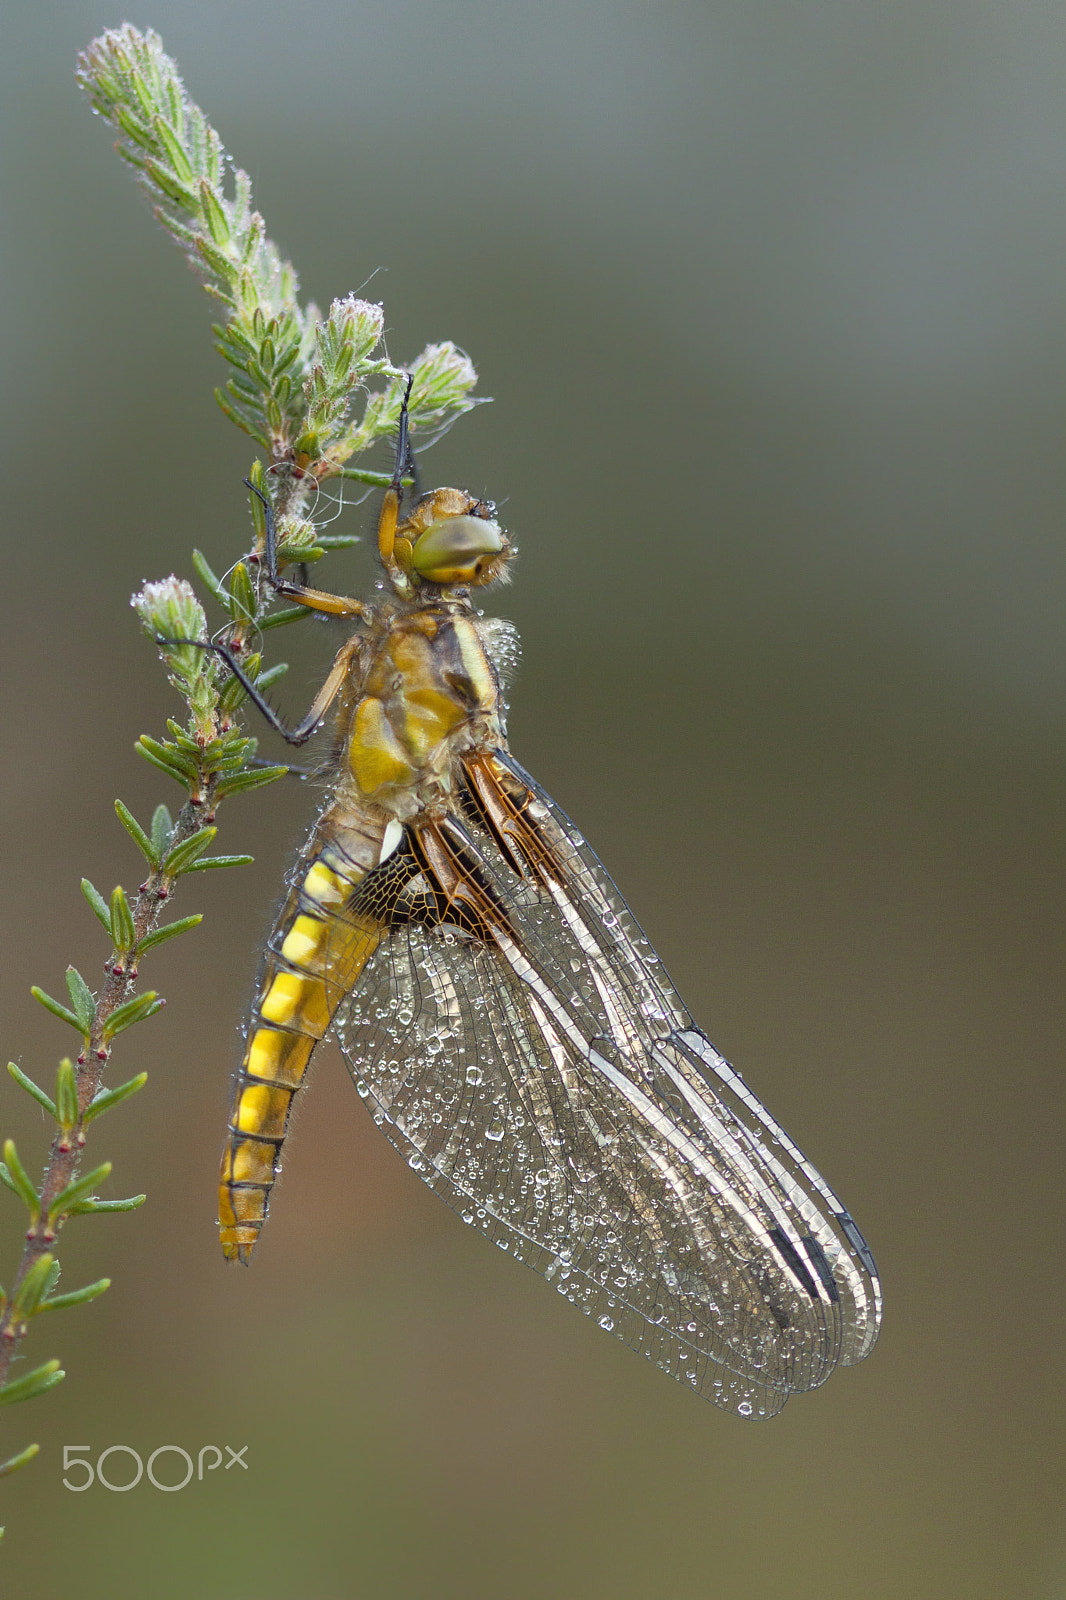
<box><xmin>390</xmin><ymin>487</ymin><xmax>513</xmax><ymax>594</ymax></box>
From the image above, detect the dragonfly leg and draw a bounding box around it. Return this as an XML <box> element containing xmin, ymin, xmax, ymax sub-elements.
<box><xmin>244</xmin><ymin>478</ymin><xmax>372</xmax><ymax>622</ymax></box>
<box><xmin>155</xmin><ymin>632</ymin><xmax>360</xmax><ymax>746</ymax></box>
<box><xmin>376</xmin><ymin>374</ymin><xmax>420</xmax><ymax>594</ymax></box>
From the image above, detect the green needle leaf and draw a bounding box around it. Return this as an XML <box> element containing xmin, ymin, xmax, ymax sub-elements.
<box><xmin>152</xmin><ymin>114</ymin><xmax>194</xmax><ymax>183</ymax></box>
<box><xmin>253</xmin><ymin>662</ymin><xmax>289</xmax><ymax>691</ymax></box>
<box><xmin>114</xmin><ymin>799</ymin><xmax>159</xmax><ymax>866</ymax></box>
<box><xmin>12</xmin><ymin>1254</ymin><xmax>56</xmax><ymax>1318</ymax></box>
<box><xmin>314</xmin><ymin>533</ymin><xmax>359</xmax><ymax>550</ymax></box>
<box><xmin>195</xmin><ymin>231</ymin><xmax>237</xmax><ymax>284</ymax></box>
<box><xmin>109</xmin><ymin>887</ymin><xmax>136</xmax><ymax>953</ymax></box>
<box><xmin>101</xmin><ymin>992</ymin><xmax>161</xmax><ymax>1042</ymax></box>
<box><xmin>0</xmin><ymin>1361</ymin><xmax>65</xmax><ymax>1406</ymax></box>
<box><xmin>332</xmin><ymin>466</ymin><xmax>397</xmax><ymax>486</ymax></box>
<box><xmin>214</xmin><ymin>389</ymin><xmax>270</xmax><ymax>447</ymax></box>
<box><xmin>219</xmin><ymin>662</ymin><xmax>254</xmax><ymax>715</ymax></box>
<box><xmin>49</xmin><ymin>1162</ymin><xmax>113</xmax><ymax>1224</ymax></box>
<box><xmin>191</xmin><ymin>549</ymin><xmax>228</xmax><ymax>611</ymax></box>
<box><xmin>143</xmin><ymin>154</ymin><xmax>197</xmax><ymax>212</ymax></box>
<box><xmin>259</xmin><ymin>605</ymin><xmax>312</xmax><ymax>631</ymax></box>
<box><xmin>54</xmin><ymin>1060</ymin><xmax>79</xmax><ymax>1132</ymax></box>
<box><xmin>6</xmin><ymin>1063</ymin><xmax>57</xmax><ymax>1120</ymax></box>
<box><xmin>31</xmin><ymin>987</ymin><xmax>85</xmax><ymax>1036</ymax></box>
<box><xmin>68</xmin><ymin>1194</ymin><xmax>145</xmax><ymax>1216</ymax></box>
<box><xmin>229</xmin><ymin>561</ymin><xmax>256</xmax><ymax>624</ymax></box>
<box><xmin>215</xmin><ymin>767</ymin><xmax>288</xmax><ymax>798</ymax></box>
<box><xmin>65</xmin><ymin>968</ymin><xmax>96</xmax><ymax>1031</ymax></box>
<box><xmin>183</xmin><ymin>853</ymin><xmax>254</xmax><ymax>871</ymax></box>
<box><xmin>136</xmin><ymin>736</ymin><xmax>197</xmax><ymax>785</ymax></box>
<box><xmin>84</xmin><ymin>1073</ymin><xmax>147</xmax><ymax>1125</ymax></box>
<box><xmin>137</xmin><ymin>914</ymin><xmax>202</xmax><ymax>952</ymax></box>
<box><xmin>1</xmin><ymin>1142</ymin><xmax>40</xmax><ymax>1215</ymax></box>
<box><xmin>39</xmin><ymin>1278</ymin><xmax>111</xmax><ymax>1314</ymax></box>
<box><xmin>80</xmin><ymin>878</ymin><xmax>113</xmax><ymax>934</ymax></box>
<box><xmin>150</xmin><ymin>804</ymin><xmax>174</xmax><ymax>859</ymax></box>
<box><xmin>162</xmin><ymin>825</ymin><xmax>217</xmax><ymax>875</ymax></box>
<box><xmin>199</xmin><ymin>178</ymin><xmax>230</xmax><ymax>245</ymax></box>
<box><xmin>0</xmin><ymin>1442</ymin><xmax>40</xmax><ymax>1479</ymax></box>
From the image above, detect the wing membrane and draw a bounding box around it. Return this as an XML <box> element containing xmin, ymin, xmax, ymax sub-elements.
<box><xmin>331</xmin><ymin>751</ymin><xmax>881</xmax><ymax>1416</ymax></box>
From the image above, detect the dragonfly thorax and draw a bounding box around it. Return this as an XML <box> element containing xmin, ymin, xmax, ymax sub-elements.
<box><xmin>344</xmin><ymin>610</ymin><xmax>504</xmax><ymax>819</ymax></box>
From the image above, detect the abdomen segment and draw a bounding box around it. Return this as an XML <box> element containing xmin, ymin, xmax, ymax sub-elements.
<box><xmin>218</xmin><ymin>814</ymin><xmax>387</xmax><ymax>1262</ymax></box>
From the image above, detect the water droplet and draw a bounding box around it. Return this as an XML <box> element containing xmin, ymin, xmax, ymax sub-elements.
<box><xmin>465</xmin><ymin>1065</ymin><xmax>483</xmax><ymax>1085</ymax></box>
<box><xmin>599</xmin><ymin>1315</ymin><xmax>614</xmax><ymax>1331</ymax></box>
<box><xmin>738</xmin><ymin>1401</ymin><xmax>753</xmax><ymax>1417</ymax></box>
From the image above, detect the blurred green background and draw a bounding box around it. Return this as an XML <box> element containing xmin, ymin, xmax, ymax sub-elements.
<box><xmin>1</xmin><ymin>2</ymin><xmax>1063</xmax><ymax>1595</ymax></box>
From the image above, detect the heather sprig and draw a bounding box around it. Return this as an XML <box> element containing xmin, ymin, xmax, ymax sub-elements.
<box><xmin>0</xmin><ymin>24</ymin><xmax>487</xmax><ymax>1533</ymax></box>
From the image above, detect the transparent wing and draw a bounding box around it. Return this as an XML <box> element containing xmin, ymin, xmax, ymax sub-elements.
<box><xmin>331</xmin><ymin>750</ymin><xmax>881</xmax><ymax>1417</ymax></box>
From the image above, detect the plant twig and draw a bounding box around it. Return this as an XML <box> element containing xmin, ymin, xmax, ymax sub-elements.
<box><xmin>0</xmin><ymin>22</ymin><xmax>488</xmax><ymax>1527</ymax></box>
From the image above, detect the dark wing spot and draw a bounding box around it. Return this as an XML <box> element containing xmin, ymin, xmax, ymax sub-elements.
<box><xmin>801</xmin><ymin>1235</ymin><xmax>840</xmax><ymax>1303</ymax></box>
<box><xmin>767</xmin><ymin>1227</ymin><xmax>820</xmax><ymax>1301</ymax></box>
<box><xmin>837</xmin><ymin>1211</ymin><xmax>879</xmax><ymax>1279</ymax></box>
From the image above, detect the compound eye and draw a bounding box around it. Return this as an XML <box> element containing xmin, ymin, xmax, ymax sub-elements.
<box><xmin>410</xmin><ymin>515</ymin><xmax>504</xmax><ymax>584</ymax></box>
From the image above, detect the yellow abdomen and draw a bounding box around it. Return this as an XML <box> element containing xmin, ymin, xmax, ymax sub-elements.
<box><xmin>218</xmin><ymin>814</ymin><xmax>387</xmax><ymax>1261</ymax></box>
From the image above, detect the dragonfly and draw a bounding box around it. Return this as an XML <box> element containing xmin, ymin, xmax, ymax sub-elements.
<box><xmin>205</xmin><ymin>394</ymin><xmax>882</xmax><ymax>1419</ymax></box>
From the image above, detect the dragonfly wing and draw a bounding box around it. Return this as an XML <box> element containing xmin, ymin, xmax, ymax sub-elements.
<box><xmin>331</xmin><ymin>751</ymin><xmax>881</xmax><ymax>1417</ymax></box>
<box><xmin>483</xmin><ymin>748</ymin><xmax>877</xmax><ymax>1363</ymax></box>
<box><xmin>490</xmin><ymin>751</ymin><xmax>882</xmax><ymax>1371</ymax></box>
